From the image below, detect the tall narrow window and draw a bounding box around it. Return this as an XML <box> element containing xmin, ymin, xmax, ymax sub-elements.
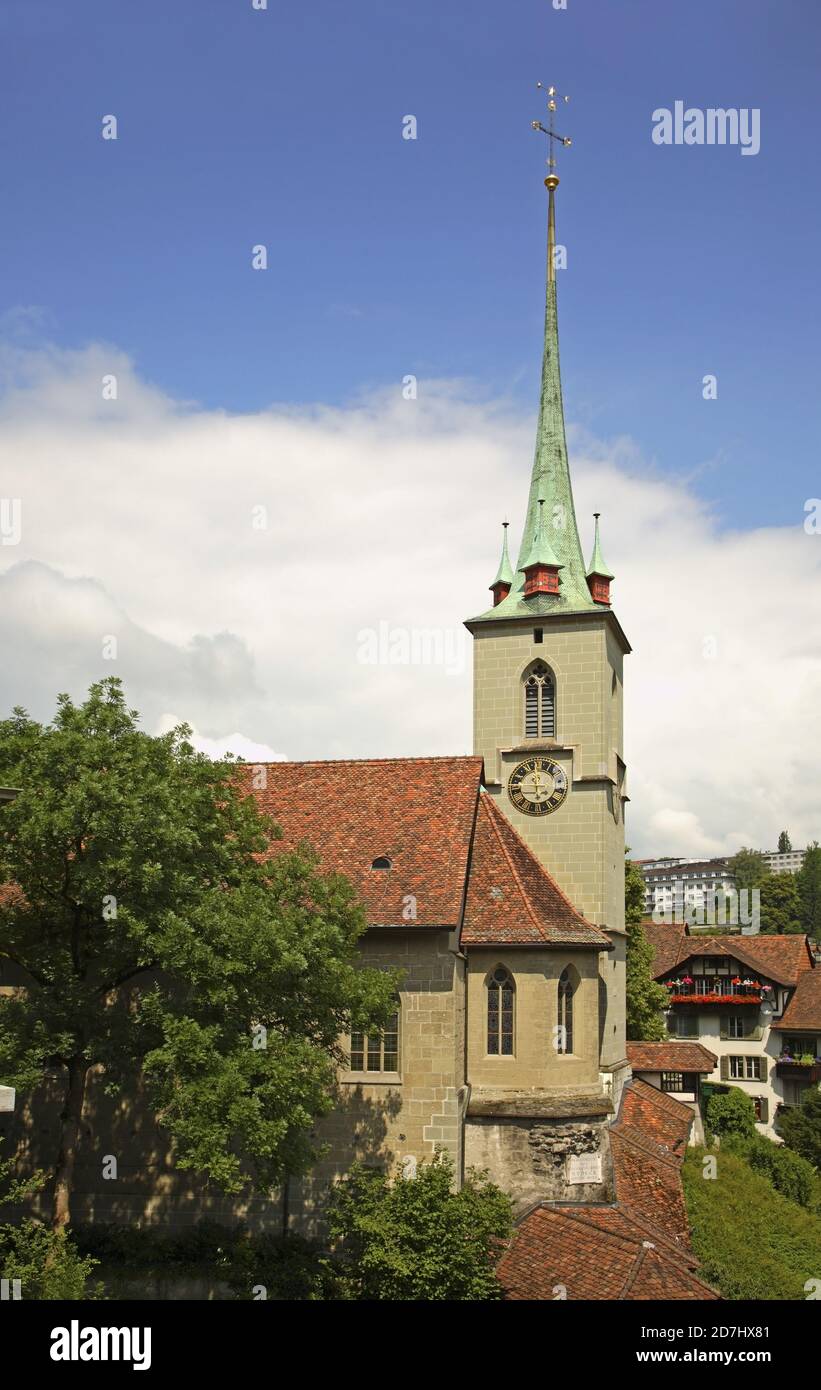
<box><xmin>558</xmin><ymin>968</ymin><xmax>576</xmax><ymax>1054</ymax></box>
<box><xmin>524</xmin><ymin>662</ymin><xmax>555</xmax><ymax>738</ymax></box>
<box><xmin>487</xmin><ymin>967</ymin><xmax>515</xmax><ymax>1055</ymax></box>
<box><xmin>349</xmin><ymin>1006</ymin><xmax>400</xmax><ymax>1073</ymax></box>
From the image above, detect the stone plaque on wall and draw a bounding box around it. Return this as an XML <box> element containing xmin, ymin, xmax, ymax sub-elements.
<box><xmin>567</xmin><ymin>1151</ymin><xmax>602</xmax><ymax>1184</ymax></box>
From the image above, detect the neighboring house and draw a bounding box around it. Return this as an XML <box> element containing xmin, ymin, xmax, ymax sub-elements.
<box><xmin>498</xmin><ymin>1078</ymin><xmax>718</xmax><ymax>1300</ymax></box>
<box><xmin>643</xmin><ymin>923</ymin><xmax>819</xmax><ymax>1137</ymax></box>
<box><xmin>770</xmin><ymin>966</ymin><xmax>821</xmax><ymax>1106</ymax></box>
<box><xmin>625</xmin><ymin>1041</ymin><xmax>717</xmax><ymax>1143</ymax></box>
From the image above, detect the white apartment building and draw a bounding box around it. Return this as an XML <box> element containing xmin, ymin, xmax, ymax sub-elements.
<box><xmin>761</xmin><ymin>849</ymin><xmax>806</xmax><ymax>875</ymax></box>
<box><xmin>638</xmin><ymin>858</ymin><xmax>736</xmax><ymax>919</ymax></box>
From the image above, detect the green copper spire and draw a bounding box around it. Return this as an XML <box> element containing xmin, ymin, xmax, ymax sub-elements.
<box><xmin>587</xmin><ymin>512</ymin><xmax>614</xmax><ymax>579</ymax></box>
<box><xmin>492</xmin><ymin>521</ymin><xmax>515</xmax><ymax>588</ymax></box>
<box><xmin>468</xmin><ymin>174</ymin><xmax>595</xmax><ymax>623</ymax></box>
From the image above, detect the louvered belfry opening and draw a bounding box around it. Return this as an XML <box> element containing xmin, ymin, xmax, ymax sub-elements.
<box><xmin>524</xmin><ymin>662</ymin><xmax>555</xmax><ymax>737</ymax></box>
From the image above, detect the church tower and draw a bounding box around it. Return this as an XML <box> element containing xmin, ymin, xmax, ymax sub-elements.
<box><xmin>464</xmin><ymin>101</ymin><xmax>631</xmax><ymax>1096</ymax></box>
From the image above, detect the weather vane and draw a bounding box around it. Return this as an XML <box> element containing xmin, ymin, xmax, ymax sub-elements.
<box><xmin>532</xmin><ymin>84</ymin><xmax>571</xmax><ymax>186</ymax></box>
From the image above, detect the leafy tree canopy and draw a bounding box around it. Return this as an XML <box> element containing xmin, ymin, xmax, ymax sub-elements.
<box><xmin>759</xmin><ymin>872</ymin><xmax>804</xmax><ymax>935</ymax></box>
<box><xmin>625</xmin><ymin>856</ymin><xmax>668</xmax><ymax>1041</ymax></box>
<box><xmin>728</xmin><ymin>848</ymin><xmax>770</xmax><ymax>892</ymax></box>
<box><xmin>0</xmin><ymin>680</ymin><xmax>398</xmax><ymax>1227</ymax></box>
<box><xmin>797</xmin><ymin>843</ymin><xmax>821</xmax><ymax>942</ymax></box>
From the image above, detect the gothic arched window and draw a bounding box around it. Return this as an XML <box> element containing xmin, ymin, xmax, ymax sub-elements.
<box><xmin>557</xmin><ymin>967</ymin><xmax>577</xmax><ymax>1055</ymax></box>
<box><xmin>487</xmin><ymin>966</ymin><xmax>515</xmax><ymax>1056</ymax></box>
<box><xmin>524</xmin><ymin>662</ymin><xmax>556</xmax><ymax>738</ymax></box>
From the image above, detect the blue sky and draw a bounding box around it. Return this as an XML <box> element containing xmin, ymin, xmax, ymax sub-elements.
<box><xmin>1</xmin><ymin>0</ymin><xmax>818</xmax><ymax>531</ymax></box>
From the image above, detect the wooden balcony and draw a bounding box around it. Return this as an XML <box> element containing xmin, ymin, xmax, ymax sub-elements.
<box><xmin>667</xmin><ymin>977</ymin><xmax>763</xmax><ymax>1007</ymax></box>
<box><xmin>775</xmin><ymin>1059</ymin><xmax>821</xmax><ymax>1082</ymax></box>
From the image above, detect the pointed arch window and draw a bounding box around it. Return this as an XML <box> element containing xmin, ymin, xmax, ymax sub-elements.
<box><xmin>524</xmin><ymin>662</ymin><xmax>555</xmax><ymax>738</ymax></box>
<box><xmin>487</xmin><ymin>966</ymin><xmax>515</xmax><ymax>1056</ymax></box>
<box><xmin>557</xmin><ymin>967</ymin><xmax>576</xmax><ymax>1055</ymax></box>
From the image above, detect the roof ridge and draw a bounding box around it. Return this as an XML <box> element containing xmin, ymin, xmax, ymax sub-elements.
<box><xmin>619</xmin><ymin>1243</ymin><xmax>649</xmax><ymax>1300</ymax></box>
<box><xmin>538</xmin><ymin>1205</ymin><xmax>644</xmax><ymax>1253</ymax></box>
<box><xmin>238</xmin><ymin>755</ymin><xmax>484</xmax><ymax>769</ymax></box>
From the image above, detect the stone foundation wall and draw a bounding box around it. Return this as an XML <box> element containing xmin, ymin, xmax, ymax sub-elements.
<box><xmin>465</xmin><ymin>1113</ymin><xmax>614</xmax><ymax>1212</ymax></box>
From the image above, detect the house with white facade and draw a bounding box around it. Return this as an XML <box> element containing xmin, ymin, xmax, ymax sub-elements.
<box><xmin>643</xmin><ymin>923</ymin><xmax>820</xmax><ymax>1137</ymax></box>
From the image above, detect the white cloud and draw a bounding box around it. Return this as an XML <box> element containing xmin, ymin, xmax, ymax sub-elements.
<box><xmin>1</xmin><ymin>339</ymin><xmax>819</xmax><ymax>857</ymax></box>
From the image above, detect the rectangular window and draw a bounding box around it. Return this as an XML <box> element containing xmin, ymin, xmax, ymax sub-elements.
<box><xmin>661</xmin><ymin>1072</ymin><xmax>684</xmax><ymax>1092</ymax></box>
<box><xmin>349</xmin><ymin>1010</ymin><xmax>400</xmax><ymax>1073</ymax></box>
<box><xmin>728</xmin><ymin>1017</ymin><xmax>746</xmax><ymax>1039</ymax></box>
<box><xmin>729</xmin><ymin>1055</ymin><xmax>762</xmax><ymax>1081</ymax></box>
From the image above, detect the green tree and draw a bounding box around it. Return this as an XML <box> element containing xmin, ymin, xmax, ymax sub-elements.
<box><xmin>705</xmin><ymin>1086</ymin><xmax>756</xmax><ymax>1140</ymax></box>
<box><xmin>797</xmin><ymin>843</ymin><xmax>821</xmax><ymax>942</ymax></box>
<box><xmin>325</xmin><ymin>1153</ymin><xmax>512</xmax><ymax>1300</ymax></box>
<box><xmin>728</xmin><ymin>848</ymin><xmax>769</xmax><ymax>892</ymax></box>
<box><xmin>778</xmin><ymin>830</ymin><xmax>792</xmax><ymax>853</ymax></box>
<box><xmin>759</xmin><ymin>872</ymin><xmax>803</xmax><ymax>935</ymax></box>
<box><xmin>625</xmin><ymin>857</ymin><xmax>668</xmax><ymax>1041</ymax></box>
<box><xmin>0</xmin><ymin>680</ymin><xmax>397</xmax><ymax>1229</ymax></box>
<box><xmin>776</xmin><ymin>1085</ymin><xmax>821</xmax><ymax>1169</ymax></box>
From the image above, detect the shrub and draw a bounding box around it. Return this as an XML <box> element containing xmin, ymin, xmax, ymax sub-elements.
<box><xmin>0</xmin><ymin>1220</ymin><xmax>99</xmax><ymax>1299</ymax></box>
<box><xmin>776</xmin><ymin>1085</ymin><xmax>821</xmax><ymax>1168</ymax></box>
<box><xmin>722</xmin><ymin>1132</ymin><xmax>816</xmax><ymax>1208</ymax></box>
<box><xmin>705</xmin><ymin>1085</ymin><xmax>756</xmax><ymax>1139</ymax></box>
<box><xmin>325</xmin><ymin>1153</ymin><xmax>512</xmax><ymax>1301</ymax></box>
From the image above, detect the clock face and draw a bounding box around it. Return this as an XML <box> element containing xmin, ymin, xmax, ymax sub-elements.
<box><xmin>507</xmin><ymin>756</ymin><xmax>568</xmax><ymax>817</ymax></box>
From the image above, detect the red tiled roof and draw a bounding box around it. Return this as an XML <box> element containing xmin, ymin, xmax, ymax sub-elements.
<box><xmin>461</xmin><ymin>793</ymin><xmax>611</xmax><ymax>948</ymax></box>
<box><xmin>642</xmin><ymin>920</ymin><xmax>689</xmax><ymax>976</ymax></box>
<box><xmin>239</xmin><ymin>756</ymin><xmax>483</xmax><ymax>929</ymax></box>
<box><xmin>616</xmin><ymin>1076</ymin><xmax>693</xmax><ymax>1156</ymax></box>
<box><xmin>497</xmin><ymin>1079</ymin><xmax>718</xmax><ymax>1300</ymax></box>
<box><xmin>497</xmin><ymin>1204</ymin><xmax>717</xmax><ymax>1301</ymax></box>
<box><xmin>626</xmin><ymin>1042</ymin><xmax>717</xmax><ymax>1074</ymax></box>
<box><xmin>772</xmin><ymin>966</ymin><xmax>821</xmax><ymax>1032</ymax></box>
<box><xmin>241</xmin><ymin>760</ymin><xmax>609</xmax><ymax>949</ymax></box>
<box><xmin>652</xmin><ymin>933</ymin><xmax>814</xmax><ymax>988</ymax></box>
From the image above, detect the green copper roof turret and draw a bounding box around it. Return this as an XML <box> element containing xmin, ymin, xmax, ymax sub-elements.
<box><xmin>586</xmin><ymin>512</ymin><xmax>614</xmax><ymax>579</ymax></box>
<box><xmin>519</xmin><ymin>498</ymin><xmax>562</xmax><ymax>572</ymax></box>
<box><xmin>492</xmin><ymin>522</ymin><xmax>515</xmax><ymax>588</ymax></box>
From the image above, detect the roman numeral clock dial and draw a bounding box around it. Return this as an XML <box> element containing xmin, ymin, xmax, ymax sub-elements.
<box><xmin>507</xmin><ymin>756</ymin><xmax>568</xmax><ymax>817</ymax></box>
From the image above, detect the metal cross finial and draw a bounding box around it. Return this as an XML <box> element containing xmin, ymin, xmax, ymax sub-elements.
<box><xmin>532</xmin><ymin>83</ymin><xmax>571</xmax><ymax>180</ymax></box>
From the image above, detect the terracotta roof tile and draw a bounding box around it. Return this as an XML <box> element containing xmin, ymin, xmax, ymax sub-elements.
<box><xmin>626</xmin><ymin>1041</ymin><xmax>718</xmax><ymax>1073</ymax></box>
<box><xmin>497</xmin><ymin>1080</ymin><xmax>718</xmax><ymax>1300</ymax></box>
<box><xmin>642</xmin><ymin>920</ymin><xmax>689</xmax><ymax>976</ymax></box>
<box><xmin>461</xmin><ymin>793</ymin><xmax>611</xmax><ymax>948</ymax></box>
<box><xmin>652</xmin><ymin>933</ymin><xmax>814</xmax><ymax>988</ymax></box>
<box><xmin>239</xmin><ymin>756</ymin><xmax>483</xmax><ymax>929</ymax></box>
<box><xmin>497</xmin><ymin>1204</ymin><xmax>717</xmax><ymax>1301</ymax></box>
<box><xmin>772</xmin><ymin>965</ymin><xmax>821</xmax><ymax>1032</ymax></box>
